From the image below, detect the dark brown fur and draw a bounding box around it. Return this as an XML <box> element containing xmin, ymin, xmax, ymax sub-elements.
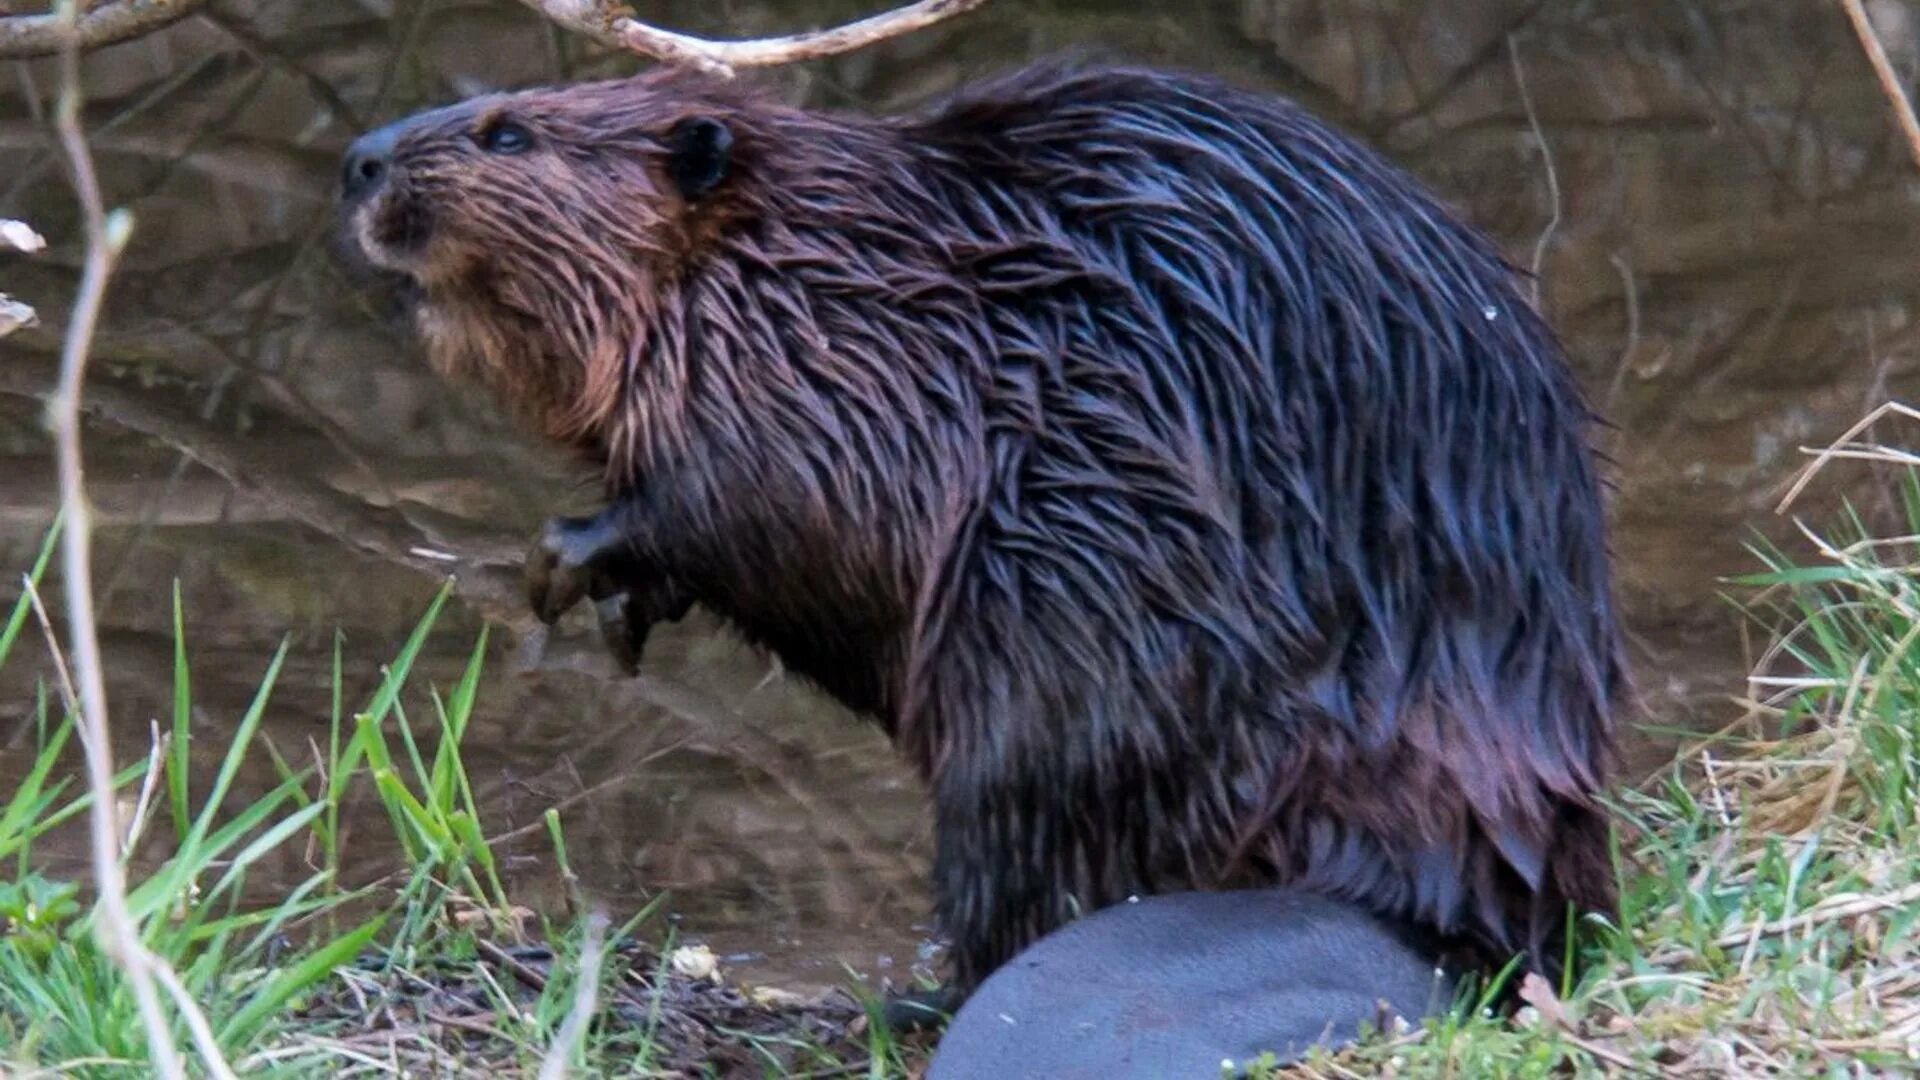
<box><xmin>336</xmin><ymin>61</ymin><xmax>1626</xmax><ymax>997</ymax></box>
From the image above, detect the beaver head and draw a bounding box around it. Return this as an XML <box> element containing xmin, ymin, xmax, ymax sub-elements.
<box><xmin>335</xmin><ymin>69</ymin><xmax>957</xmax><ymax>716</ymax></box>
<box><xmin>333</xmin><ymin>72</ymin><xmax>755</xmax><ymax>454</ymax></box>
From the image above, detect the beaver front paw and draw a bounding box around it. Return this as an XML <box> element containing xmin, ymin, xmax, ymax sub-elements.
<box><xmin>526</xmin><ymin>511</ymin><xmax>693</xmax><ymax>675</ymax></box>
<box><xmin>525</xmin><ymin>513</ymin><xmax>626</xmax><ymax>625</ymax></box>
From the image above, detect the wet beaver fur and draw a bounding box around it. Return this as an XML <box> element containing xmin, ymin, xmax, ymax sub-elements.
<box><xmin>336</xmin><ymin>60</ymin><xmax>1625</xmax><ymax>1007</ymax></box>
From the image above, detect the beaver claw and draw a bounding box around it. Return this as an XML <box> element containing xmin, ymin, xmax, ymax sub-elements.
<box><xmin>525</xmin><ymin>513</ymin><xmax>629</xmax><ymax>625</ymax></box>
<box><xmin>526</xmin><ymin>511</ymin><xmax>693</xmax><ymax>675</ymax></box>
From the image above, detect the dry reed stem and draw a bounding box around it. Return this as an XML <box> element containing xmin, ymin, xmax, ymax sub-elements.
<box><xmin>537</xmin><ymin>909</ymin><xmax>610</xmax><ymax>1080</ymax></box>
<box><xmin>121</xmin><ymin>721</ymin><xmax>169</xmax><ymax>857</ymax></box>
<box><xmin>517</xmin><ymin>0</ymin><xmax>990</xmax><ymax>76</ymax></box>
<box><xmin>1775</xmin><ymin>400</ymin><xmax>1920</xmax><ymax>513</ymax></box>
<box><xmin>44</xmin><ymin>3</ymin><xmax>231</xmax><ymax>1077</ymax></box>
<box><xmin>1506</xmin><ymin>33</ymin><xmax>1560</xmax><ymax>309</ymax></box>
<box><xmin>21</xmin><ymin>575</ymin><xmax>79</xmax><ymax>722</ymax></box>
<box><xmin>0</xmin><ymin>0</ymin><xmax>209</xmax><ymax>59</ymax></box>
<box><xmin>1711</xmin><ymin>881</ymin><xmax>1920</xmax><ymax>949</ymax></box>
<box><xmin>1841</xmin><ymin>0</ymin><xmax>1920</xmax><ymax>173</ymax></box>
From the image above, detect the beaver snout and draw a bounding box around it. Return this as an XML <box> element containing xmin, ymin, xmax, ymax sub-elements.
<box><xmin>335</xmin><ymin>121</ymin><xmax>435</xmax><ymax>274</ymax></box>
<box><xmin>341</xmin><ymin>123</ymin><xmax>401</xmax><ymax>201</ymax></box>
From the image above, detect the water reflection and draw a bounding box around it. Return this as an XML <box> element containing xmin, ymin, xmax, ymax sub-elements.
<box><xmin>2</xmin><ymin>0</ymin><xmax>1917</xmax><ymax>988</ymax></box>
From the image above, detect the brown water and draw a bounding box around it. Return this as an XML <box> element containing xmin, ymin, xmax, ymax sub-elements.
<box><xmin>2</xmin><ymin>0</ymin><xmax>1917</xmax><ymax>992</ymax></box>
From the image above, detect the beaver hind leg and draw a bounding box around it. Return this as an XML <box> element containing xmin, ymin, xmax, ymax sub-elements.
<box><xmin>880</xmin><ymin>984</ymin><xmax>964</xmax><ymax>1034</ymax></box>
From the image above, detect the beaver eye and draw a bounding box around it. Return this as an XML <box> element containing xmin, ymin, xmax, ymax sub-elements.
<box><xmin>475</xmin><ymin>118</ymin><xmax>533</xmax><ymax>155</ymax></box>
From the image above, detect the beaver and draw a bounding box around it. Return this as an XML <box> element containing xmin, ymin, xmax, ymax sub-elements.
<box><xmin>927</xmin><ymin>888</ymin><xmax>1456</xmax><ymax>1078</ymax></box>
<box><xmin>334</xmin><ymin>59</ymin><xmax>1626</xmax><ymax>1010</ymax></box>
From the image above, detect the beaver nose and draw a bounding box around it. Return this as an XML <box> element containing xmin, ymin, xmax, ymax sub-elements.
<box><xmin>341</xmin><ymin>124</ymin><xmax>400</xmax><ymax>199</ymax></box>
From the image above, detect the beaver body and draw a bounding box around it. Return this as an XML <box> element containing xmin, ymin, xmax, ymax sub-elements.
<box><xmin>337</xmin><ymin>60</ymin><xmax>1625</xmax><ymax>1000</ymax></box>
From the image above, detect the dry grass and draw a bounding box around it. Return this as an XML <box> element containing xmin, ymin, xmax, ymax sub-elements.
<box><xmin>1261</xmin><ymin>406</ymin><xmax>1920</xmax><ymax>1078</ymax></box>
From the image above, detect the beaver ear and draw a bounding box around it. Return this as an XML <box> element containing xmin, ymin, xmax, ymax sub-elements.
<box><xmin>665</xmin><ymin>116</ymin><xmax>734</xmax><ymax>200</ymax></box>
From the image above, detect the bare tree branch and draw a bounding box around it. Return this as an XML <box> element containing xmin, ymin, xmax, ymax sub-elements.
<box><xmin>1507</xmin><ymin>33</ymin><xmax>1560</xmax><ymax>309</ymax></box>
<box><xmin>2</xmin><ymin>0</ymin><xmax>988</xmax><ymax>77</ymax></box>
<box><xmin>43</xmin><ymin>3</ymin><xmax>233</xmax><ymax>1078</ymax></box>
<box><xmin>1840</xmin><ymin>0</ymin><xmax>1920</xmax><ymax>173</ymax></box>
<box><xmin>0</xmin><ymin>0</ymin><xmax>209</xmax><ymax>60</ymax></box>
<box><xmin>517</xmin><ymin>0</ymin><xmax>991</xmax><ymax>76</ymax></box>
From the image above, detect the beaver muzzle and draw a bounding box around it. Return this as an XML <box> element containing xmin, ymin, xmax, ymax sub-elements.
<box><xmin>336</xmin><ymin>119</ymin><xmax>435</xmax><ymax>276</ymax></box>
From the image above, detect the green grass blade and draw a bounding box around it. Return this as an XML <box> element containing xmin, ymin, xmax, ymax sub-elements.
<box><xmin>182</xmin><ymin>884</ymin><xmax>354</xmax><ymax>948</ymax></box>
<box><xmin>430</xmin><ymin>627</ymin><xmax>489</xmax><ymax>796</ymax></box>
<box><xmin>0</xmin><ymin>514</ymin><xmax>62</xmax><ymax>671</ymax></box>
<box><xmin>353</xmin><ymin>716</ymin><xmax>421</xmax><ymax>860</ymax></box>
<box><xmin>370</xmin><ymin>767</ymin><xmax>450</xmax><ymax>846</ymax></box>
<box><xmin>439</xmin><ymin>631</ymin><xmax>492</xmax><ymax>854</ymax></box>
<box><xmin>325</xmin><ymin>628</ymin><xmax>345</xmax><ymax>898</ymax></box>
<box><xmin>126</xmin><ymin>772</ymin><xmax>301</xmax><ymax>928</ymax></box>
<box><xmin>389</xmin><ymin>697</ymin><xmax>437</xmax><ymax>807</ymax></box>
<box><xmin>200</xmin><ymin>800</ymin><xmax>326</xmax><ymax>907</ymax></box>
<box><xmin>217</xmin><ymin>913</ymin><xmax>386</xmax><ymax>1045</ymax></box>
<box><xmin>327</xmin><ymin>582</ymin><xmax>451</xmax><ymax>808</ymax></box>
<box><xmin>169</xmin><ymin>580</ymin><xmax>192</xmax><ymax>842</ymax></box>
<box><xmin>444</xmin><ymin>625</ymin><xmax>487</xmax><ymax>743</ymax></box>
<box><xmin>181</xmin><ymin>637</ymin><xmax>290</xmax><ymax>863</ymax></box>
<box><xmin>0</xmin><ymin>714</ymin><xmax>75</xmax><ymax>859</ymax></box>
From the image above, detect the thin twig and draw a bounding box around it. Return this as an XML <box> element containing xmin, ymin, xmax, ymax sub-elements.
<box><xmin>517</xmin><ymin>0</ymin><xmax>991</xmax><ymax>76</ymax></box>
<box><xmin>1603</xmin><ymin>251</ymin><xmax>1641</xmax><ymax>419</ymax></box>
<box><xmin>477</xmin><ymin>938</ymin><xmax>551</xmax><ymax>993</ymax></box>
<box><xmin>538</xmin><ymin>909</ymin><xmax>610</xmax><ymax>1080</ymax></box>
<box><xmin>122</xmin><ymin>720</ymin><xmax>169</xmax><ymax>857</ymax></box>
<box><xmin>1711</xmin><ymin>881</ymin><xmax>1920</xmax><ymax>949</ymax></box>
<box><xmin>0</xmin><ymin>0</ymin><xmax>210</xmax><ymax>59</ymax></box>
<box><xmin>1776</xmin><ymin>400</ymin><xmax>1920</xmax><ymax>513</ymax></box>
<box><xmin>1507</xmin><ymin>32</ymin><xmax>1560</xmax><ymax>308</ymax></box>
<box><xmin>21</xmin><ymin>575</ymin><xmax>80</xmax><ymax>722</ymax></box>
<box><xmin>1700</xmin><ymin>750</ymin><xmax>1733</xmax><ymax>827</ymax></box>
<box><xmin>1563</xmin><ymin>1032</ymin><xmax>1654</xmax><ymax>1074</ymax></box>
<box><xmin>425</xmin><ymin>1009</ymin><xmax>511</xmax><ymax>1041</ymax></box>
<box><xmin>44</xmin><ymin>5</ymin><xmax>231</xmax><ymax>1078</ymax></box>
<box><xmin>1840</xmin><ymin>0</ymin><xmax>1920</xmax><ymax>173</ymax></box>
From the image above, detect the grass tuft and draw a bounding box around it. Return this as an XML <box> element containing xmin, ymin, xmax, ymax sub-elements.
<box><xmin>0</xmin><ymin>568</ymin><xmax>899</xmax><ymax>1077</ymax></box>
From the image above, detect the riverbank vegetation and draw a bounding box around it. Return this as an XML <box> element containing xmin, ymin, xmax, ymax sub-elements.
<box><xmin>0</xmin><ymin>530</ymin><xmax>920</xmax><ymax>1076</ymax></box>
<box><xmin>5</xmin><ymin>425</ymin><xmax>1920</xmax><ymax>1077</ymax></box>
